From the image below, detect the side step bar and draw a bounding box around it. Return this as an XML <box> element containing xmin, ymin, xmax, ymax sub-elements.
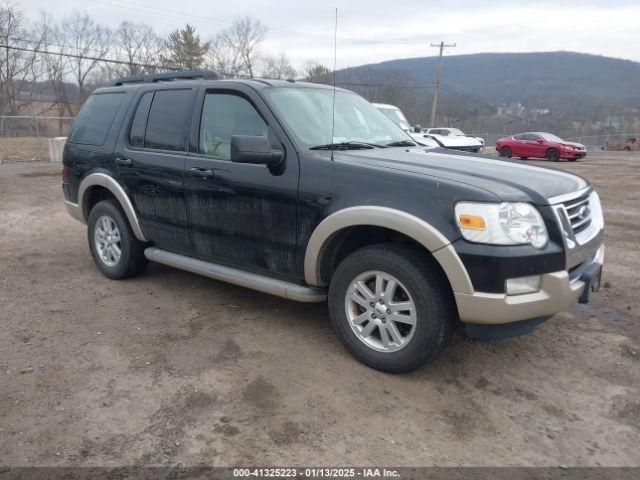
<box><xmin>144</xmin><ymin>247</ymin><xmax>327</xmax><ymax>303</ymax></box>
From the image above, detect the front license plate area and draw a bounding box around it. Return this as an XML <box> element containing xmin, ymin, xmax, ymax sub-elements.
<box><xmin>579</xmin><ymin>264</ymin><xmax>602</xmax><ymax>304</ymax></box>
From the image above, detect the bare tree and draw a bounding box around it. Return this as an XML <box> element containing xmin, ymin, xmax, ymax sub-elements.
<box><xmin>31</xmin><ymin>12</ymin><xmax>74</xmax><ymax>118</ymax></box>
<box><xmin>0</xmin><ymin>2</ymin><xmax>42</xmax><ymax>117</ymax></box>
<box><xmin>113</xmin><ymin>21</ymin><xmax>162</xmax><ymax>76</ymax></box>
<box><xmin>261</xmin><ymin>53</ymin><xmax>296</xmax><ymax>79</ymax></box>
<box><xmin>206</xmin><ymin>33</ymin><xmax>242</xmax><ymax>78</ymax></box>
<box><xmin>303</xmin><ymin>62</ymin><xmax>331</xmax><ymax>84</ymax></box>
<box><xmin>61</xmin><ymin>11</ymin><xmax>110</xmax><ymax>104</ymax></box>
<box><xmin>212</xmin><ymin>16</ymin><xmax>266</xmax><ymax>78</ymax></box>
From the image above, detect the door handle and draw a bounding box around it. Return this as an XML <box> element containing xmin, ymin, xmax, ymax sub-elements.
<box><xmin>115</xmin><ymin>157</ymin><xmax>133</xmax><ymax>166</ymax></box>
<box><xmin>189</xmin><ymin>167</ymin><xmax>214</xmax><ymax>179</ymax></box>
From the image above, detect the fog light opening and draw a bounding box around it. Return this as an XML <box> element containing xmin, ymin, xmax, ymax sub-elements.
<box><xmin>506</xmin><ymin>275</ymin><xmax>541</xmax><ymax>295</ymax></box>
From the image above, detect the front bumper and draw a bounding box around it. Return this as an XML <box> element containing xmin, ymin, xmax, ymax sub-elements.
<box><xmin>455</xmin><ymin>244</ymin><xmax>603</xmax><ymax>326</ymax></box>
<box><xmin>561</xmin><ymin>150</ymin><xmax>586</xmax><ymax>159</ymax></box>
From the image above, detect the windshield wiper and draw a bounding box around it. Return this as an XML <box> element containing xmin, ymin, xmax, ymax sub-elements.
<box><xmin>309</xmin><ymin>141</ymin><xmax>377</xmax><ymax>151</ymax></box>
<box><xmin>385</xmin><ymin>140</ymin><xmax>417</xmax><ymax>147</ymax></box>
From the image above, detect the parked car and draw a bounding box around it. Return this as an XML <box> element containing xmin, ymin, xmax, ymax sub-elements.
<box><xmin>496</xmin><ymin>132</ymin><xmax>587</xmax><ymax>161</ymax></box>
<box><xmin>63</xmin><ymin>72</ymin><xmax>604</xmax><ymax>373</ymax></box>
<box><xmin>373</xmin><ymin>103</ymin><xmax>440</xmax><ymax>148</ymax></box>
<box><xmin>604</xmin><ymin>138</ymin><xmax>639</xmax><ymax>151</ymax></box>
<box><xmin>423</xmin><ymin>127</ymin><xmax>485</xmax><ymax>153</ymax></box>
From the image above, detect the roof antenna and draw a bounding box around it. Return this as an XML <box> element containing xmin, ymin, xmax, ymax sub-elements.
<box><xmin>330</xmin><ymin>7</ymin><xmax>338</xmax><ymax>162</ymax></box>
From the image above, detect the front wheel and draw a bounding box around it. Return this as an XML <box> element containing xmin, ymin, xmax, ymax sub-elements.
<box><xmin>328</xmin><ymin>244</ymin><xmax>455</xmax><ymax>373</ymax></box>
<box><xmin>88</xmin><ymin>200</ymin><xmax>148</xmax><ymax>279</ymax></box>
<box><xmin>546</xmin><ymin>148</ymin><xmax>560</xmax><ymax>161</ymax></box>
<box><xmin>499</xmin><ymin>146</ymin><xmax>512</xmax><ymax>158</ymax></box>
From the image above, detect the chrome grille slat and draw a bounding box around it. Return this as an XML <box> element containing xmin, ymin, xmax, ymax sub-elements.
<box><xmin>572</xmin><ymin>216</ymin><xmax>591</xmax><ymax>230</ymax></box>
<box><xmin>560</xmin><ymin>194</ymin><xmax>592</xmax><ymax>235</ymax></box>
<box><xmin>564</xmin><ymin>198</ymin><xmax>589</xmax><ymax>211</ymax></box>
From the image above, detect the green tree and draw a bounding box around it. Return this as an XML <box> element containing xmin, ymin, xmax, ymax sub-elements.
<box><xmin>163</xmin><ymin>24</ymin><xmax>209</xmax><ymax>70</ymax></box>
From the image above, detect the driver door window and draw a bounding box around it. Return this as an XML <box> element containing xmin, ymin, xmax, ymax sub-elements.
<box><xmin>199</xmin><ymin>92</ymin><xmax>268</xmax><ymax>158</ymax></box>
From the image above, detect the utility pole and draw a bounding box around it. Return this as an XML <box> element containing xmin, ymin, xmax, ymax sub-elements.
<box><xmin>429</xmin><ymin>41</ymin><xmax>456</xmax><ymax>128</ymax></box>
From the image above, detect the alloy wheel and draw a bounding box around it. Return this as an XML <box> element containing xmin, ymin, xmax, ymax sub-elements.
<box><xmin>94</xmin><ymin>215</ymin><xmax>122</xmax><ymax>267</ymax></box>
<box><xmin>344</xmin><ymin>270</ymin><xmax>417</xmax><ymax>353</ymax></box>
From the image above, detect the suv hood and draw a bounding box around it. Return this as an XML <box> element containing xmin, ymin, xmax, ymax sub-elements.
<box><xmin>426</xmin><ymin>135</ymin><xmax>483</xmax><ymax>147</ymax></box>
<box><xmin>338</xmin><ymin>147</ymin><xmax>588</xmax><ymax>205</ymax></box>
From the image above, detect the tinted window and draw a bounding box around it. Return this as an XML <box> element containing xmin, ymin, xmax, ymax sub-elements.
<box><xmin>199</xmin><ymin>92</ymin><xmax>268</xmax><ymax>158</ymax></box>
<box><xmin>128</xmin><ymin>91</ymin><xmax>154</xmax><ymax>148</ymax></box>
<box><xmin>69</xmin><ymin>92</ymin><xmax>125</xmax><ymax>146</ymax></box>
<box><xmin>145</xmin><ymin>89</ymin><xmax>192</xmax><ymax>151</ymax></box>
<box><xmin>523</xmin><ymin>134</ymin><xmax>539</xmax><ymax>141</ymax></box>
<box><xmin>513</xmin><ymin>134</ymin><xmax>525</xmax><ymax>140</ymax></box>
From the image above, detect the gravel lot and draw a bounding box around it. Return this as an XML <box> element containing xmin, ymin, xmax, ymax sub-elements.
<box><xmin>1</xmin><ymin>152</ymin><xmax>639</xmax><ymax>467</ymax></box>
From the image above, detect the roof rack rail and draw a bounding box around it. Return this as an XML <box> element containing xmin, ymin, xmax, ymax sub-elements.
<box><xmin>109</xmin><ymin>70</ymin><xmax>218</xmax><ymax>86</ymax></box>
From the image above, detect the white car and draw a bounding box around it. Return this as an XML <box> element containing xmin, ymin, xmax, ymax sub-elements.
<box><xmin>423</xmin><ymin>128</ymin><xmax>485</xmax><ymax>153</ymax></box>
<box><xmin>373</xmin><ymin>103</ymin><xmax>440</xmax><ymax>148</ymax></box>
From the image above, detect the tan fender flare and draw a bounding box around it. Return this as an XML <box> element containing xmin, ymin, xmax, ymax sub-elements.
<box><xmin>77</xmin><ymin>172</ymin><xmax>147</xmax><ymax>242</ymax></box>
<box><xmin>303</xmin><ymin>206</ymin><xmax>473</xmax><ymax>294</ymax></box>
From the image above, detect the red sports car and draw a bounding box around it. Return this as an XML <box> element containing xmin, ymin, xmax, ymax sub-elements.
<box><xmin>496</xmin><ymin>132</ymin><xmax>587</xmax><ymax>161</ymax></box>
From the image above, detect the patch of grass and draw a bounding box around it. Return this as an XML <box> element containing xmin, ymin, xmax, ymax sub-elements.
<box><xmin>0</xmin><ymin>137</ymin><xmax>50</xmax><ymax>162</ymax></box>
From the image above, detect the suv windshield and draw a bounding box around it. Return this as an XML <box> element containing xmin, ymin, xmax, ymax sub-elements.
<box><xmin>378</xmin><ymin>107</ymin><xmax>411</xmax><ymax>131</ymax></box>
<box><xmin>265</xmin><ymin>87</ymin><xmax>410</xmax><ymax>148</ymax></box>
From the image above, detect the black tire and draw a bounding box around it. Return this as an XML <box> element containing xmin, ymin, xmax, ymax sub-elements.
<box><xmin>519</xmin><ymin>156</ymin><xmax>528</xmax><ymax>160</ymax></box>
<box><xmin>624</xmin><ymin>146</ymin><xmax>631</xmax><ymax>151</ymax></box>
<box><xmin>499</xmin><ymin>147</ymin><xmax>512</xmax><ymax>158</ymax></box>
<box><xmin>546</xmin><ymin>148</ymin><xmax>560</xmax><ymax>161</ymax></box>
<box><xmin>87</xmin><ymin>199</ymin><xmax>148</xmax><ymax>279</ymax></box>
<box><xmin>328</xmin><ymin>243</ymin><xmax>456</xmax><ymax>373</ymax></box>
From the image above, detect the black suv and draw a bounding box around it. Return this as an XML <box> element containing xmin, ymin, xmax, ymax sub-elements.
<box><xmin>62</xmin><ymin>71</ymin><xmax>604</xmax><ymax>373</ymax></box>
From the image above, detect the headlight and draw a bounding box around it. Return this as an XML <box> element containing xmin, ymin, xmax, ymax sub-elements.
<box><xmin>455</xmin><ymin>202</ymin><xmax>549</xmax><ymax>248</ymax></box>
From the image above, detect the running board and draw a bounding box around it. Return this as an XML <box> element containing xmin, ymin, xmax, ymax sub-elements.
<box><xmin>144</xmin><ymin>247</ymin><xmax>327</xmax><ymax>302</ymax></box>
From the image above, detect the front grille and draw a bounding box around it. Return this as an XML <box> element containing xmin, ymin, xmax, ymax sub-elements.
<box><xmin>563</xmin><ymin>194</ymin><xmax>592</xmax><ymax>234</ymax></box>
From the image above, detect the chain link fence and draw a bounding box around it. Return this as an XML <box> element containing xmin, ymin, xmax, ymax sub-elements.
<box><xmin>0</xmin><ymin>115</ymin><xmax>637</xmax><ymax>162</ymax></box>
<box><xmin>565</xmin><ymin>133</ymin><xmax>640</xmax><ymax>150</ymax></box>
<box><xmin>0</xmin><ymin>116</ymin><xmax>75</xmax><ymax>162</ymax></box>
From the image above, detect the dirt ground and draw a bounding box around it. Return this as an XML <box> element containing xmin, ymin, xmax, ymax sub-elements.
<box><xmin>0</xmin><ymin>138</ymin><xmax>50</xmax><ymax>163</ymax></box>
<box><xmin>1</xmin><ymin>152</ymin><xmax>639</xmax><ymax>467</ymax></box>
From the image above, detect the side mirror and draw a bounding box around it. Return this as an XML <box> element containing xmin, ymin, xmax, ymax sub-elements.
<box><xmin>537</xmin><ymin>138</ymin><xmax>544</xmax><ymax>143</ymax></box>
<box><xmin>231</xmin><ymin>135</ymin><xmax>284</xmax><ymax>166</ymax></box>
<box><xmin>413</xmin><ymin>124</ymin><xmax>422</xmax><ymax>133</ymax></box>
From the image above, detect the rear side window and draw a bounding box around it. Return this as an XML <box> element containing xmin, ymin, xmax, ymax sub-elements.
<box><xmin>69</xmin><ymin>92</ymin><xmax>125</xmax><ymax>146</ymax></box>
<box><xmin>513</xmin><ymin>134</ymin><xmax>525</xmax><ymax>140</ymax></box>
<box><xmin>144</xmin><ymin>89</ymin><xmax>192</xmax><ymax>151</ymax></box>
<box><xmin>129</xmin><ymin>91</ymin><xmax>154</xmax><ymax>148</ymax></box>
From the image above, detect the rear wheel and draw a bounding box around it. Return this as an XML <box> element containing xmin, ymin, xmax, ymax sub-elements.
<box><xmin>328</xmin><ymin>243</ymin><xmax>455</xmax><ymax>373</ymax></box>
<box><xmin>546</xmin><ymin>148</ymin><xmax>560</xmax><ymax>161</ymax></box>
<box><xmin>88</xmin><ymin>200</ymin><xmax>148</xmax><ymax>279</ymax></box>
<box><xmin>519</xmin><ymin>156</ymin><xmax>528</xmax><ymax>160</ymax></box>
<box><xmin>499</xmin><ymin>147</ymin><xmax>512</xmax><ymax>158</ymax></box>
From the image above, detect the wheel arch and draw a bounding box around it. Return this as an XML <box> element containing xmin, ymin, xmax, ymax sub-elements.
<box><xmin>78</xmin><ymin>172</ymin><xmax>147</xmax><ymax>242</ymax></box>
<box><xmin>303</xmin><ymin>206</ymin><xmax>473</xmax><ymax>294</ymax></box>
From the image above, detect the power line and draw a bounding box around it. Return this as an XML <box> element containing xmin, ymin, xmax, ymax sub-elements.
<box><xmin>10</xmin><ymin>36</ymin><xmax>131</xmax><ymax>63</ymax></box>
<box><xmin>86</xmin><ymin>0</ymin><xmax>433</xmax><ymax>46</ymax></box>
<box><xmin>0</xmin><ymin>43</ymin><xmax>178</xmax><ymax>71</ymax></box>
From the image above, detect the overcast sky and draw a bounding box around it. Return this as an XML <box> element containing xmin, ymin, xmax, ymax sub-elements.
<box><xmin>19</xmin><ymin>0</ymin><xmax>640</xmax><ymax>69</ymax></box>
